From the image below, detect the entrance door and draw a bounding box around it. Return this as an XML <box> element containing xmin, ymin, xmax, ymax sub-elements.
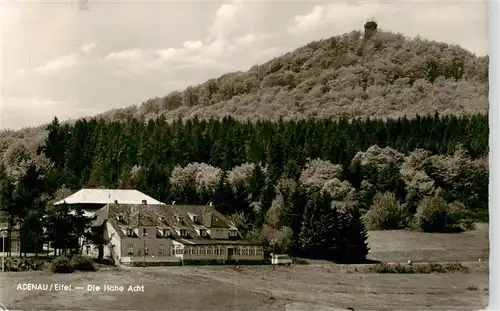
<box><xmin>227</xmin><ymin>247</ymin><xmax>234</xmax><ymax>260</ymax></box>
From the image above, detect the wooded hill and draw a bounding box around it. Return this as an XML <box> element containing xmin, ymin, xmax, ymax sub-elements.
<box><xmin>0</xmin><ymin>25</ymin><xmax>489</xmax><ymax>261</ymax></box>
<box><xmin>102</xmin><ymin>28</ymin><xmax>488</xmax><ymax>123</ymax></box>
<box><xmin>0</xmin><ymin>25</ymin><xmax>488</xmax><ymax>164</ymax></box>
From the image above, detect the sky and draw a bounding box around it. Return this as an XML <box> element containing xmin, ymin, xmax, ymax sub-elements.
<box><xmin>0</xmin><ymin>0</ymin><xmax>489</xmax><ymax>130</ymax></box>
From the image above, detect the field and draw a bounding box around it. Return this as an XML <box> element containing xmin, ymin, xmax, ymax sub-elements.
<box><xmin>0</xmin><ymin>224</ymin><xmax>489</xmax><ymax>311</ymax></box>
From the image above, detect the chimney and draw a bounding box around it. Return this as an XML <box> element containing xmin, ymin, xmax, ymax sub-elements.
<box><xmin>142</xmin><ymin>200</ymin><xmax>147</xmax><ymax>205</ymax></box>
<box><xmin>114</xmin><ymin>200</ymin><xmax>118</xmax><ymax>204</ymax></box>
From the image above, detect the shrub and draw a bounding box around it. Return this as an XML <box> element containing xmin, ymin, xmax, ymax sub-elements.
<box><xmin>413</xmin><ymin>195</ymin><xmax>471</xmax><ymax>232</ymax></box>
<box><xmin>447</xmin><ymin>201</ymin><xmax>475</xmax><ymax>231</ymax></box>
<box><xmin>50</xmin><ymin>256</ymin><xmax>74</xmax><ymax>273</ymax></box>
<box><xmin>364</xmin><ymin>262</ymin><xmax>469</xmax><ymax>274</ymax></box>
<box><xmin>363</xmin><ymin>192</ymin><xmax>406</xmax><ymax>230</ymax></box>
<box><xmin>247</xmin><ymin>225</ymin><xmax>292</xmax><ymax>255</ymax></box>
<box><xmin>71</xmin><ymin>255</ymin><xmax>96</xmax><ymax>271</ymax></box>
<box><xmin>292</xmin><ymin>258</ymin><xmax>310</xmax><ymax>265</ymax></box>
<box><xmin>95</xmin><ymin>258</ymin><xmax>115</xmax><ymax>266</ymax></box>
<box><xmin>2</xmin><ymin>257</ymin><xmax>44</xmax><ymax>272</ymax></box>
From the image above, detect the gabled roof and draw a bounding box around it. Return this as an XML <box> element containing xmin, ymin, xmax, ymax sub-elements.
<box><xmin>93</xmin><ymin>203</ymin><xmax>239</xmax><ymax>241</ymax></box>
<box><xmin>54</xmin><ymin>188</ymin><xmax>165</xmax><ymax>205</ymax></box>
<box><xmin>202</xmin><ymin>212</ymin><xmax>229</xmax><ymax>229</ymax></box>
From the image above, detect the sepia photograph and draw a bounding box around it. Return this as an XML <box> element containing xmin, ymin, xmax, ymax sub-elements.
<box><xmin>0</xmin><ymin>0</ymin><xmax>491</xmax><ymax>310</ymax></box>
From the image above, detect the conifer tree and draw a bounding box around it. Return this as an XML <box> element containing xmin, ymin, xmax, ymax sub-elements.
<box><xmin>212</xmin><ymin>170</ymin><xmax>232</xmax><ymax>214</ymax></box>
<box><xmin>335</xmin><ymin>207</ymin><xmax>370</xmax><ymax>263</ymax></box>
<box><xmin>298</xmin><ymin>192</ymin><xmax>340</xmax><ymax>259</ymax></box>
<box><xmin>280</xmin><ymin>184</ymin><xmax>307</xmax><ymax>255</ymax></box>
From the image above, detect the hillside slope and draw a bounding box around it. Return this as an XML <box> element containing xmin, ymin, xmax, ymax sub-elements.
<box><xmin>100</xmin><ymin>29</ymin><xmax>488</xmax><ymax>123</ymax></box>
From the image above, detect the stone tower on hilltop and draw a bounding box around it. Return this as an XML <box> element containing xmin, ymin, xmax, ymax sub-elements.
<box><xmin>364</xmin><ymin>19</ymin><xmax>378</xmax><ymax>39</ymax></box>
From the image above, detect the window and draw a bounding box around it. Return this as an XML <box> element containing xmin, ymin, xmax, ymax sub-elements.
<box><xmin>180</xmin><ymin>229</ymin><xmax>187</xmax><ymax>236</ymax></box>
<box><xmin>200</xmin><ymin>229</ymin><xmax>207</xmax><ymax>236</ymax></box>
<box><xmin>192</xmin><ymin>215</ymin><xmax>200</xmax><ymax>223</ymax></box>
<box><xmin>248</xmin><ymin>248</ymin><xmax>255</xmax><ymax>256</ymax></box>
<box><xmin>242</xmin><ymin>248</ymin><xmax>248</xmax><ymax>256</ymax></box>
<box><xmin>127</xmin><ymin>244</ymin><xmax>134</xmax><ymax>254</ymax></box>
<box><xmin>256</xmin><ymin>248</ymin><xmax>263</xmax><ymax>256</ymax></box>
<box><xmin>220</xmin><ymin>247</ymin><xmax>225</xmax><ymax>255</ymax></box>
<box><xmin>143</xmin><ymin>228</ymin><xmax>148</xmax><ymax>236</ymax></box>
<box><xmin>199</xmin><ymin>247</ymin><xmax>206</xmax><ymax>255</ymax></box>
<box><xmin>126</xmin><ymin>229</ymin><xmax>133</xmax><ymax>236</ymax></box>
<box><xmin>159</xmin><ymin>244</ymin><xmax>164</xmax><ymax>255</ymax></box>
<box><xmin>172</xmin><ymin>249</ymin><xmax>175</xmax><ymax>255</ymax></box>
<box><xmin>86</xmin><ymin>245</ymin><xmax>91</xmax><ymax>255</ymax></box>
<box><xmin>229</xmin><ymin>230</ymin><xmax>237</xmax><ymax>237</ymax></box>
<box><xmin>184</xmin><ymin>248</ymin><xmax>190</xmax><ymax>255</ymax></box>
<box><xmin>175</xmin><ymin>248</ymin><xmax>182</xmax><ymax>255</ymax></box>
<box><xmin>192</xmin><ymin>247</ymin><xmax>198</xmax><ymax>255</ymax></box>
<box><xmin>235</xmin><ymin>248</ymin><xmax>241</xmax><ymax>255</ymax></box>
<box><xmin>207</xmin><ymin>247</ymin><xmax>213</xmax><ymax>255</ymax></box>
<box><xmin>163</xmin><ymin>229</ymin><xmax>170</xmax><ymax>237</ymax></box>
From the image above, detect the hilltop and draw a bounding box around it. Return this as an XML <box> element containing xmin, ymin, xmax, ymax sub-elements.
<box><xmin>100</xmin><ymin>28</ymin><xmax>488</xmax><ymax>123</ymax></box>
<box><xmin>0</xmin><ymin>26</ymin><xmax>489</xmax><ymax>164</ymax></box>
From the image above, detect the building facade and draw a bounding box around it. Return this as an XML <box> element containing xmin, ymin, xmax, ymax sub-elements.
<box><xmin>90</xmin><ymin>202</ymin><xmax>264</xmax><ymax>266</ymax></box>
<box><xmin>56</xmin><ymin>188</ymin><xmax>166</xmax><ymax>258</ymax></box>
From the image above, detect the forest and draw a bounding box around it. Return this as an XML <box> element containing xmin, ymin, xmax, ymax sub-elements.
<box><xmin>0</xmin><ymin>24</ymin><xmax>488</xmax><ymax>175</ymax></box>
<box><xmin>0</xmin><ymin>112</ymin><xmax>488</xmax><ymax>261</ymax></box>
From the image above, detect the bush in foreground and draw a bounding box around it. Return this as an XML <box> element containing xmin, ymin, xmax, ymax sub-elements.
<box><xmin>364</xmin><ymin>262</ymin><xmax>469</xmax><ymax>274</ymax></box>
<box><xmin>70</xmin><ymin>255</ymin><xmax>96</xmax><ymax>271</ymax></box>
<box><xmin>50</xmin><ymin>256</ymin><xmax>74</xmax><ymax>274</ymax></box>
<box><xmin>2</xmin><ymin>257</ymin><xmax>44</xmax><ymax>272</ymax></box>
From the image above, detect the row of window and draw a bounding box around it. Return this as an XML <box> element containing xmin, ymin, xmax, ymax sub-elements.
<box><xmin>126</xmin><ymin>244</ymin><xmax>263</xmax><ymax>256</ymax></box>
<box><xmin>128</xmin><ymin>244</ymin><xmax>165</xmax><ymax>255</ymax></box>
<box><xmin>175</xmin><ymin>246</ymin><xmax>263</xmax><ymax>256</ymax></box>
<box><xmin>126</xmin><ymin>228</ymin><xmax>189</xmax><ymax>237</ymax></box>
<box><xmin>126</xmin><ymin>228</ymin><xmax>237</xmax><ymax>238</ymax></box>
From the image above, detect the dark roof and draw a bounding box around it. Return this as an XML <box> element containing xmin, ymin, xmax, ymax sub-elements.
<box><xmin>90</xmin><ymin>204</ymin><xmax>109</xmax><ymax>227</ymax></box>
<box><xmin>93</xmin><ymin>203</ymin><xmax>244</xmax><ymax>243</ymax></box>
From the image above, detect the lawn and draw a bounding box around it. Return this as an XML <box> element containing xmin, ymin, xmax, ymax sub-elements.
<box><xmin>0</xmin><ymin>224</ymin><xmax>489</xmax><ymax>311</ymax></box>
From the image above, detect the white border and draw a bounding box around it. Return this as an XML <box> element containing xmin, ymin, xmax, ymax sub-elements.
<box><xmin>489</xmin><ymin>1</ymin><xmax>498</xmax><ymax>310</ymax></box>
